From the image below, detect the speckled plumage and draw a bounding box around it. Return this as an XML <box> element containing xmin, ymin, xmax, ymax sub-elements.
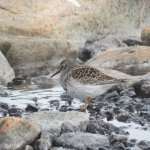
<box><xmin>51</xmin><ymin>60</ymin><xmax>123</xmax><ymax>101</ymax></box>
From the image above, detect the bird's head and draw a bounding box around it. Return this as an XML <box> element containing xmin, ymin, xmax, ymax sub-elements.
<box><xmin>51</xmin><ymin>60</ymin><xmax>77</xmax><ymax>78</ymax></box>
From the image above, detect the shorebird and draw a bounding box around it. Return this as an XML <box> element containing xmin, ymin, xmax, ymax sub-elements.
<box><xmin>51</xmin><ymin>60</ymin><xmax>125</xmax><ymax>107</ymax></box>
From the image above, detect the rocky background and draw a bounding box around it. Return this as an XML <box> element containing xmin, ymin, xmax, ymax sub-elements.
<box><xmin>1</xmin><ymin>0</ymin><xmax>150</xmax><ymax>150</ymax></box>
<box><xmin>0</xmin><ymin>0</ymin><xmax>150</xmax><ymax>82</ymax></box>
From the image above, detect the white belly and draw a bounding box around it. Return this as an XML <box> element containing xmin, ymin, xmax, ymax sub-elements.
<box><xmin>66</xmin><ymin>79</ymin><xmax>116</xmax><ymax>101</ymax></box>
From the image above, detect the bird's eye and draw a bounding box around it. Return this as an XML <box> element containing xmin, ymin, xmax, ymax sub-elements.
<box><xmin>60</xmin><ymin>63</ymin><xmax>67</xmax><ymax>70</ymax></box>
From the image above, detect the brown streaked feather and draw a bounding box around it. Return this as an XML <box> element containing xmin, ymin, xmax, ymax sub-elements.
<box><xmin>70</xmin><ymin>66</ymin><xmax>123</xmax><ymax>85</ymax></box>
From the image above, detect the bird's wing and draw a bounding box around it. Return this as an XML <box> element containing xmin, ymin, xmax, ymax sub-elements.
<box><xmin>70</xmin><ymin>66</ymin><xmax>121</xmax><ymax>85</ymax></box>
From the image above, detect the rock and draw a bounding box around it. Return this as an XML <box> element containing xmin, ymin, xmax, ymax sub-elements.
<box><xmin>0</xmin><ymin>117</ymin><xmax>41</xmax><ymax>150</ymax></box>
<box><xmin>54</xmin><ymin>131</ymin><xmax>110</xmax><ymax>149</ymax></box>
<box><xmin>8</xmin><ymin>107</ymin><xmax>23</xmax><ymax>117</ymax></box>
<box><xmin>125</xmin><ymin>104</ymin><xmax>135</xmax><ymax>112</ymax></box>
<box><xmin>123</xmin><ymin>39</ymin><xmax>143</xmax><ymax>46</ymax></box>
<box><xmin>34</xmin><ymin>131</ymin><xmax>53</xmax><ymax>150</ymax></box>
<box><xmin>141</xmin><ymin>26</ymin><xmax>150</xmax><ymax>46</ymax></box>
<box><xmin>60</xmin><ymin>122</ymin><xmax>79</xmax><ymax>134</ymax></box>
<box><xmin>106</xmin><ymin>111</ymin><xmax>114</xmax><ymax>121</ymax></box>
<box><xmin>78</xmin><ymin>36</ymin><xmax>125</xmax><ymax>62</ymax></box>
<box><xmin>120</xmin><ymin>87</ymin><xmax>136</xmax><ymax>97</ymax></box>
<box><xmin>103</xmin><ymin>91</ymin><xmax>119</xmax><ymax>102</ymax></box>
<box><xmin>0</xmin><ymin>41</ymin><xmax>11</xmax><ymax>56</ymax></box>
<box><xmin>34</xmin><ymin>139</ymin><xmax>51</xmax><ymax>150</ymax></box>
<box><xmin>25</xmin><ymin>104</ymin><xmax>38</xmax><ymax>112</ymax></box>
<box><xmin>109</xmin><ymin>133</ymin><xmax>127</xmax><ymax>144</ymax></box>
<box><xmin>112</xmin><ymin>143</ymin><xmax>126</xmax><ymax>150</ymax></box>
<box><xmin>86</xmin><ymin>46</ymin><xmax>150</xmax><ymax>75</ymax></box>
<box><xmin>138</xmin><ymin>140</ymin><xmax>150</xmax><ymax>150</ymax></box>
<box><xmin>25</xmin><ymin>145</ymin><xmax>34</xmax><ymax>150</ymax></box>
<box><xmin>116</xmin><ymin>96</ymin><xmax>132</xmax><ymax>106</ymax></box>
<box><xmin>133</xmin><ymin>80</ymin><xmax>150</xmax><ymax>97</ymax></box>
<box><xmin>0</xmin><ymin>51</ymin><xmax>15</xmax><ymax>83</ymax></box>
<box><xmin>86</xmin><ymin>123</ymin><xmax>104</xmax><ymax>134</ymax></box>
<box><xmin>0</xmin><ymin>102</ymin><xmax>9</xmax><ymax>110</ymax></box>
<box><xmin>0</xmin><ymin>108</ymin><xmax>7</xmax><ymax>117</ymax></box>
<box><xmin>5</xmin><ymin>38</ymin><xmax>77</xmax><ymax>76</ymax></box>
<box><xmin>117</xmin><ymin>112</ymin><xmax>131</xmax><ymax>122</ymax></box>
<box><xmin>85</xmin><ymin>120</ymin><xmax>126</xmax><ymax>135</ymax></box>
<box><xmin>28</xmin><ymin>111</ymin><xmax>89</xmax><ymax>133</ymax></box>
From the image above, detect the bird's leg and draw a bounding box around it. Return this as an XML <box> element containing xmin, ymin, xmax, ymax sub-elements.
<box><xmin>79</xmin><ymin>97</ymin><xmax>93</xmax><ymax>111</ymax></box>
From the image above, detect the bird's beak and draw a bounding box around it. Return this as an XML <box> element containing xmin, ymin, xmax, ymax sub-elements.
<box><xmin>51</xmin><ymin>69</ymin><xmax>61</xmax><ymax>78</ymax></box>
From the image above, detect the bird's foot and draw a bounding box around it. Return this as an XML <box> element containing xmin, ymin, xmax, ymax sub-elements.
<box><xmin>78</xmin><ymin>97</ymin><xmax>93</xmax><ymax>112</ymax></box>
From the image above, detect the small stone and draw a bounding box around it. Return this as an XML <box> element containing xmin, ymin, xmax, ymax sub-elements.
<box><xmin>120</xmin><ymin>87</ymin><xmax>136</xmax><ymax>97</ymax></box>
<box><xmin>86</xmin><ymin>123</ymin><xmax>104</xmax><ymax>134</ymax></box>
<box><xmin>106</xmin><ymin>111</ymin><xmax>113</xmax><ymax>121</ymax></box>
<box><xmin>59</xmin><ymin>105</ymin><xmax>68</xmax><ymax>112</ymax></box>
<box><xmin>34</xmin><ymin>139</ymin><xmax>51</xmax><ymax>150</ymax></box>
<box><xmin>0</xmin><ymin>108</ymin><xmax>7</xmax><ymax>117</ymax></box>
<box><xmin>125</xmin><ymin>104</ymin><xmax>135</xmax><ymax>112</ymax></box>
<box><xmin>138</xmin><ymin>140</ymin><xmax>150</xmax><ymax>150</ymax></box>
<box><xmin>60</xmin><ymin>122</ymin><xmax>79</xmax><ymax>134</ymax></box>
<box><xmin>113</xmin><ymin>107</ymin><xmax>121</xmax><ymax>114</ymax></box>
<box><xmin>103</xmin><ymin>91</ymin><xmax>119</xmax><ymax>102</ymax></box>
<box><xmin>123</xmin><ymin>39</ymin><xmax>143</xmax><ymax>46</ymax></box>
<box><xmin>0</xmin><ymin>102</ymin><xmax>9</xmax><ymax>110</ymax></box>
<box><xmin>133</xmin><ymin>80</ymin><xmax>150</xmax><ymax>97</ymax></box>
<box><xmin>8</xmin><ymin>107</ymin><xmax>23</xmax><ymax>117</ymax></box>
<box><xmin>116</xmin><ymin>96</ymin><xmax>132</xmax><ymax>106</ymax></box>
<box><xmin>25</xmin><ymin>104</ymin><xmax>38</xmax><ymax>112</ymax></box>
<box><xmin>112</xmin><ymin>142</ymin><xmax>126</xmax><ymax>150</ymax></box>
<box><xmin>117</xmin><ymin>112</ymin><xmax>130</xmax><ymax>122</ymax></box>
<box><xmin>49</xmin><ymin>100</ymin><xmax>60</xmax><ymax>108</ymax></box>
<box><xmin>109</xmin><ymin>133</ymin><xmax>127</xmax><ymax>144</ymax></box>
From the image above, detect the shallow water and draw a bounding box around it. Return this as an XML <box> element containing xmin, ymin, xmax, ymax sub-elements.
<box><xmin>0</xmin><ymin>86</ymin><xmax>84</xmax><ymax>110</ymax></box>
<box><xmin>108</xmin><ymin>119</ymin><xmax>150</xmax><ymax>142</ymax></box>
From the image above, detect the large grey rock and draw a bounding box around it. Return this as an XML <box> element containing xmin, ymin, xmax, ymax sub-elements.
<box><xmin>54</xmin><ymin>131</ymin><xmax>110</xmax><ymax>149</ymax></box>
<box><xmin>0</xmin><ymin>117</ymin><xmax>41</xmax><ymax>150</ymax></box>
<box><xmin>86</xmin><ymin>46</ymin><xmax>150</xmax><ymax>75</ymax></box>
<box><xmin>4</xmin><ymin>38</ymin><xmax>77</xmax><ymax>76</ymax></box>
<box><xmin>28</xmin><ymin>111</ymin><xmax>89</xmax><ymax>133</ymax></box>
<box><xmin>78</xmin><ymin>35</ymin><xmax>125</xmax><ymax>62</ymax></box>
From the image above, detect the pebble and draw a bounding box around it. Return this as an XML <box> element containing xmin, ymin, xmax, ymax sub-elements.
<box><xmin>60</xmin><ymin>122</ymin><xmax>79</xmax><ymax>134</ymax></box>
<box><xmin>8</xmin><ymin>107</ymin><xmax>23</xmax><ymax>117</ymax></box>
<box><xmin>0</xmin><ymin>102</ymin><xmax>9</xmax><ymax>110</ymax></box>
<box><xmin>116</xmin><ymin>112</ymin><xmax>131</xmax><ymax>122</ymax></box>
<box><xmin>109</xmin><ymin>133</ymin><xmax>127</xmax><ymax>144</ymax></box>
<box><xmin>25</xmin><ymin>104</ymin><xmax>38</xmax><ymax>112</ymax></box>
<box><xmin>120</xmin><ymin>87</ymin><xmax>136</xmax><ymax>97</ymax></box>
<box><xmin>0</xmin><ymin>108</ymin><xmax>7</xmax><ymax>117</ymax></box>
<box><xmin>86</xmin><ymin>122</ymin><xmax>105</xmax><ymax>134</ymax></box>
